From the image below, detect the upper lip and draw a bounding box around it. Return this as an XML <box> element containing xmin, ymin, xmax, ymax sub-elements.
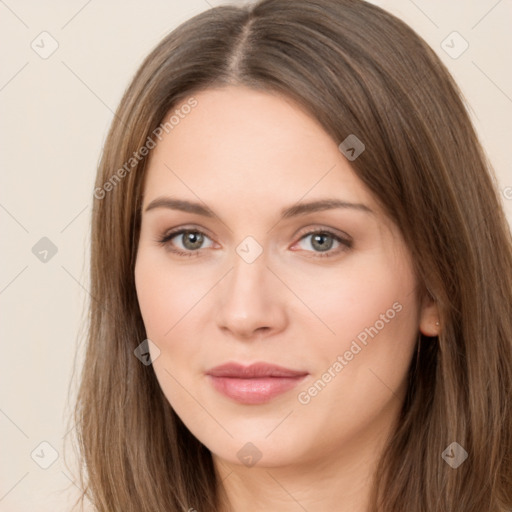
<box><xmin>206</xmin><ymin>362</ymin><xmax>308</xmax><ymax>378</ymax></box>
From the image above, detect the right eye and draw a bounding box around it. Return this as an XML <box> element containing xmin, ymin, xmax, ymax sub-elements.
<box><xmin>157</xmin><ymin>228</ymin><xmax>215</xmax><ymax>257</ymax></box>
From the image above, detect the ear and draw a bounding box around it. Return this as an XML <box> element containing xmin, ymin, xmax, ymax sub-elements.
<box><xmin>419</xmin><ymin>291</ymin><xmax>440</xmax><ymax>337</ymax></box>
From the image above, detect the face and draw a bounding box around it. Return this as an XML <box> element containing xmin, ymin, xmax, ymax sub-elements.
<box><xmin>134</xmin><ymin>85</ymin><xmax>435</xmax><ymax>470</ymax></box>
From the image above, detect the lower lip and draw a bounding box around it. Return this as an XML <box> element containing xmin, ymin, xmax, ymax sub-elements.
<box><xmin>208</xmin><ymin>375</ymin><xmax>307</xmax><ymax>405</ymax></box>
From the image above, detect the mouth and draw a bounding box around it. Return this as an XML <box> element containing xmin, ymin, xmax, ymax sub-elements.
<box><xmin>206</xmin><ymin>362</ymin><xmax>309</xmax><ymax>405</ymax></box>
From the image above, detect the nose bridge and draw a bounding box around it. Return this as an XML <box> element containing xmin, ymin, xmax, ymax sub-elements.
<box><xmin>226</xmin><ymin>238</ymin><xmax>271</xmax><ymax>305</ymax></box>
<box><xmin>215</xmin><ymin>237</ymin><xmax>286</xmax><ymax>336</ymax></box>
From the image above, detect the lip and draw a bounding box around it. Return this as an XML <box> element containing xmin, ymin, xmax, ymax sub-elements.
<box><xmin>206</xmin><ymin>362</ymin><xmax>308</xmax><ymax>405</ymax></box>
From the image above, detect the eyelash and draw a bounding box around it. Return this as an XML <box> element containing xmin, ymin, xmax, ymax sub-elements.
<box><xmin>156</xmin><ymin>226</ymin><xmax>352</xmax><ymax>259</ymax></box>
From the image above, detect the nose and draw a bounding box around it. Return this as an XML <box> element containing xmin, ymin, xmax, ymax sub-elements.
<box><xmin>215</xmin><ymin>247</ymin><xmax>288</xmax><ymax>340</ymax></box>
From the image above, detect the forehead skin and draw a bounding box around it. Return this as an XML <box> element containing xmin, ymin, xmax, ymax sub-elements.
<box><xmin>142</xmin><ymin>85</ymin><xmax>389</xmax><ymax>231</ymax></box>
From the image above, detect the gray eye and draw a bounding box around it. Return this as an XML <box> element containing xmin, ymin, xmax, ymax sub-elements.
<box><xmin>309</xmin><ymin>233</ymin><xmax>335</xmax><ymax>252</ymax></box>
<box><xmin>179</xmin><ymin>231</ymin><xmax>206</xmax><ymax>250</ymax></box>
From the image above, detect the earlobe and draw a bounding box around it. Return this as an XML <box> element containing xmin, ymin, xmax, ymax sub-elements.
<box><xmin>419</xmin><ymin>292</ymin><xmax>441</xmax><ymax>337</ymax></box>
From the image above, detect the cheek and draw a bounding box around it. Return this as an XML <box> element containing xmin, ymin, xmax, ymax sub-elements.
<box><xmin>298</xmin><ymin>249</ymin><xmax>420</xmax><ymax>405</ymax></box>
<box><xmin>292</xmin><ymin>253</ymin><xmax>420</xmax><ymax>421</ymax></box>
<box><xmin>289</xmin><ymin>249</ymin><xmax>418</xmax><ymax>351</ymax></box>
<box><xmin>135</xmin><ymin>259</ymin><xmax>172</xmax><ymax>339</ymax></box>
<box><xmin>288</xmin><ymin>255</ymin><xmax>419</xmax><ymax>448</ymax></box>
<box><xmin>134</xmin><ymin>253</ymin><xmax>206</xmax><ymax>411</ymax></box>
<box><xmin>134</xmin><ymin>250</ymin><xmax>208</xmax><ymax>341</ymax></box>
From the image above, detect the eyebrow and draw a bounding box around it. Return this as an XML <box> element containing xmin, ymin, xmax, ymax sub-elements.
<box><xmin>144</xmin><ymin>197</ymin><xmax>373</xmax><ymax>218</ymax></box>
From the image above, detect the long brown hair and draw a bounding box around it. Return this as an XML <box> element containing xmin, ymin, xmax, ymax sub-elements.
<box><xmin>70</xmin><ymin>0</ymin><xmax>512</xmax><ymax>510</ymax></box>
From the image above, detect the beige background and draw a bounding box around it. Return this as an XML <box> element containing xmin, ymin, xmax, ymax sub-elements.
<box><xmin>0</xmin><ymin>0</ymin><xmax>511</xmax><ymax>510</ymax></box>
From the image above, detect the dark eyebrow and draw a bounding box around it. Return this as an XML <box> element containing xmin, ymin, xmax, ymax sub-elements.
<box><xmin>143</xmin><ymin>197</ymin><xmax>373</xmax><ymax>218</ymax></box>
<box><xmin>280</xmin><ymin>198</ymin><xmax>373</xmax><ymax>218</ymax></box>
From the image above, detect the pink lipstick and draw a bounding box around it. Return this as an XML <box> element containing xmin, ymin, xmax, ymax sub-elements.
<box><xmin>206</xmin><ymin>362</ymin><xmax>308</xmax><ymax>405</ymax></box>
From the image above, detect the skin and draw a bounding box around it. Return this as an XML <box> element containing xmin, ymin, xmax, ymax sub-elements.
<box><xmin>134</xmin><ymin>85</ymin><xmax>440</xmax><ymax>512</ymax></box>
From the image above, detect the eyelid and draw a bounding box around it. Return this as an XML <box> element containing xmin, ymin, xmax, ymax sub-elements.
<box><xmin>293</xmin><ymin>224</ymin><xmax>352</xmax><ymax>245</ymax></box>
<box><xmin>157</xmin><ymin>224</ymin><xmax>215</xmax><ymax>242</ymax></box>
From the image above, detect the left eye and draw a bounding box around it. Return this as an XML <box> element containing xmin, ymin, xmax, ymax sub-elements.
<box><xmin>293</xmin><ymin>230</ymin><xmax>352</xmax><ymax>257</ymax></box>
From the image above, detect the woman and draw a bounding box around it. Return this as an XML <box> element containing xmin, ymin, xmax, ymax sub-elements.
<box><xmin>73</xmin><ymin>0</ymin><xmax>512</xmax><ymax>510</ymax></box>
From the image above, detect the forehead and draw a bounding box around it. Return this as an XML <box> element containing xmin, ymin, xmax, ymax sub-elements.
<box><xmin>142</xmin><ymin>85</ymin><xmax>376</xmax><ymax>213</ymax></box>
